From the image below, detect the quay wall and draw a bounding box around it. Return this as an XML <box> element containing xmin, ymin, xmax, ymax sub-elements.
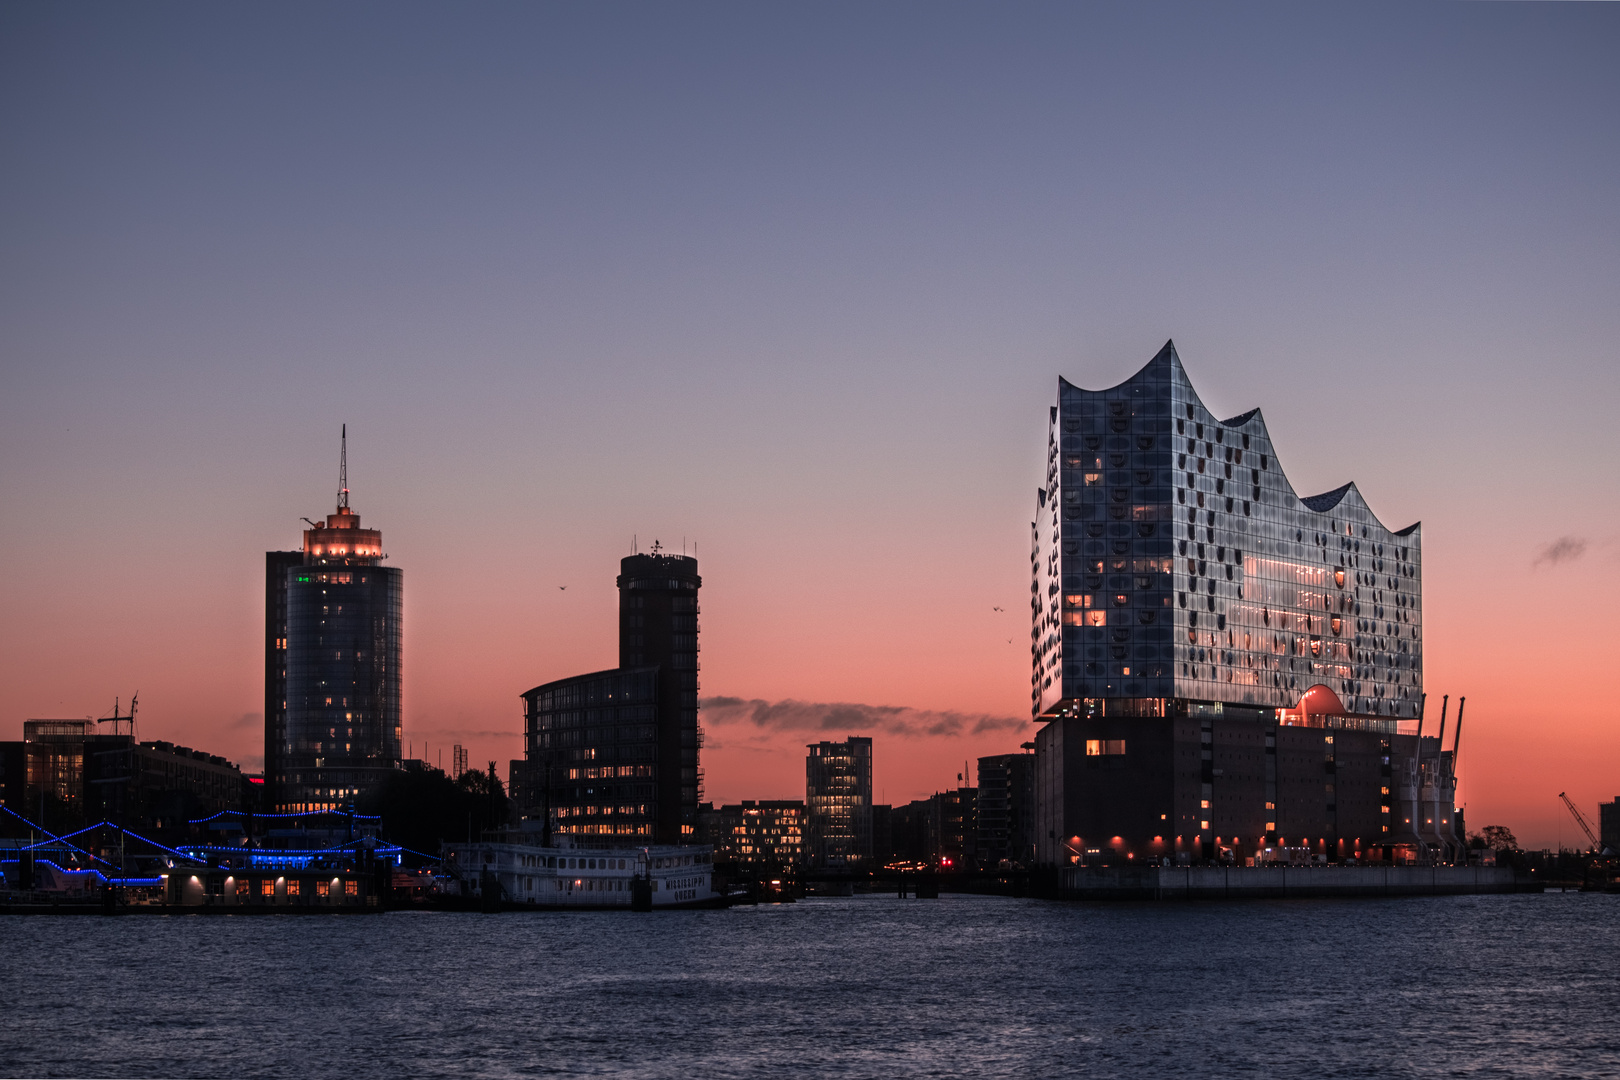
<box><xmin>1059</xmin><ymin>865</ymin><xmax>1517</xmax><ymax>901</ymax></box>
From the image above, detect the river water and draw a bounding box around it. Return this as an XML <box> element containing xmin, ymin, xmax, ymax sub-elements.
<box><xmin>2</xmin><ymin>892</ymin><xmax>1617</xmax><ymax>1078</ymax></box>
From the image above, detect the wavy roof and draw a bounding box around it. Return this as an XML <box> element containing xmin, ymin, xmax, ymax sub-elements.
<box><xmin>1064</xmin><ymin>340</ymin><xmax>1419</xmax><ymax>538</ymax></box>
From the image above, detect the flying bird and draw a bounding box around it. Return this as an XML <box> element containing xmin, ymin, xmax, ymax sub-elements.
<box><xmin>558</xmin><ymin>586</ymin><xmax>567</xmax><ymax>591</ymax></box>
<box><xmin>992</xmin><ymin>606</ymin><xmax>1004</xmax><ymax>612</ymax></box>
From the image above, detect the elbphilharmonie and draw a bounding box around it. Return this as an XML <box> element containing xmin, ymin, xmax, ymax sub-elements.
<box><xmin>1031</xmin><ymin>342</ymin><xmax>1462</xmax><ymax>866</ymax></box>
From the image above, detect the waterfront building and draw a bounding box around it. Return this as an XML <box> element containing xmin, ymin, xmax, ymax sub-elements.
<box><xmin>886</xmin><ymin>787</ymin><xmax>977</xmax><ymax>868</ymax></box>
<box><xmin>700</xmin><ymin>799</ymin><xmax>805</xmax><ymax>871</ymax></box>
<box><xmin>0</xmin><ymin>718</ymin><xmax>247</xmax><ymax>832</ymax></box>
<box><xmin>805</xmin><ymin>737</ymin><xmax>873</xmax><ymax>869</ymax></box>
<box><xmin>889</xmin><ymin>798</ymin><xmax>931</xmax><ymax>864</ymax></box>
<box><xmin>871</xmin><ymin>802</ymin><xmax>893</xmax><ymax>865</ymax></box>
<box><xmin>514</xmin><ymin>549</ymin><xmax>702</xmax><ymax>844</ymax></box>
<box><xmin>977</xmin><ymin>753</ymin><xmax>1037</xmax><ymax>867</ymax></box>
<box><xmin>933</xmin><ymin>785</ymin><xmax>976</xmax><ymax>869</ymax></box>
<box><xmin>1601</xmin><ymin>797</ymin><xmax>1618</xmax><ymax>854</ymax></box>
<box><xmin>265</xmin><ymin>429</ymin><xmax>403</xmax><ymax>812</ymax></box>
<box><xmin>1031</xmin><ymin>342</ymin><xmax>1455</xmax><ymax>866</ymax></box>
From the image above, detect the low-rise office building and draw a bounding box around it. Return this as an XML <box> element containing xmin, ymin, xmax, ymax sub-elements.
<box><xmin>700</xmin><ymin>800</ymin><xmax>805</xmax><ymax>871</ymax></box>
<box><xmin>1</xmin><ymin>720</ymin><xmax>248</xmax><ymax>834</ymax></box>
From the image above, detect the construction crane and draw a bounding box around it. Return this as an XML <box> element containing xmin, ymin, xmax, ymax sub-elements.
<box><xmin>1558</xmin><ymin>792</ymin><xmax>1600</xmax><ymax>851</ymax></box>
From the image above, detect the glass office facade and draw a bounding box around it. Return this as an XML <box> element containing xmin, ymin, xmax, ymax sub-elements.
<box><xmin>522</xmin><ymin>667</ymin><xmax>661</xmax><ymax>840</ymax></box>
<box><xmin>805</xmin><ymin>737</ymin><xmax>873</xmax><ymax>868</ymax></box>
<box><xmin>270</xmin><ymin>496</ymin><xmax>403</xmax><ymax>813</ymax></box>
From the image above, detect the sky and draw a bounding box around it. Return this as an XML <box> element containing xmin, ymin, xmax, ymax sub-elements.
<box><xmin>2</xmin><ymin>3</ymin><xmax>1616</xmax><ymax>848</ymax></box>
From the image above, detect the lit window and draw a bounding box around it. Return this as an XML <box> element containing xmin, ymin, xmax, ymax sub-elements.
<box><xmin>1086</xmin><ymin>740</ymin><xmax>1102</xmax><ymax>756</ymax></box>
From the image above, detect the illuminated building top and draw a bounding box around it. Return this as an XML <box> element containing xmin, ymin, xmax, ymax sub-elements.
<box><xmin>301</xmin><ymin>424</ymin><xmax>384</xmax><ymax>565</ymax></box>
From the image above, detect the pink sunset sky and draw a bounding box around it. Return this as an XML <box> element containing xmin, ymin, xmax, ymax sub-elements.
<box><xmin>2</xmin><ymin>5</ymin><xmax>1616</xmax><ymax>846</ymax></box>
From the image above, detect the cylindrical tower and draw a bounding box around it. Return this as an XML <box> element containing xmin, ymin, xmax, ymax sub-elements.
<box><xmin>617</xmin><ymin>550</ymin><xmax>701</xmax><ymax>841</ymax></box>
<box><xmin>275</xmin><ymin>445</ymin><xmax>403</xmax><ymax>812</ymax></box>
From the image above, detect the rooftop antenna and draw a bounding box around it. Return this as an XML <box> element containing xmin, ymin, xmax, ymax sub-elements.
<box><xmin>337</xmin><ymin>424</ymin><xmax>349</xmax><ymax>509</ymax></box>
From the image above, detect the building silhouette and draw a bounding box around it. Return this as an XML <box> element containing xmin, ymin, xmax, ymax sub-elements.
<box><xmin>977</xmin><ymin>753</ymin><xmax>1037</xmax><ymax>867</ymax></box>
<box><xmin>515</xmin><ymin>548</ymin><xmax>702</xmax><ymax>844</ymax></box>
<box><xmin>1032</xmin><ymin>342</ymin><xmax>1457</xmax><ymax>866</ymax></box>
<box><xmin>805</xmin><ymin>737</ymin><xmax>873</xmax><ymax>868</ymax></box>
<box><xmin>265</xmin><ymin>429</ymin><xmax>402</xmax><ymax>812</ymax></box>
<box><xmin>1</xmin><ymin>717</ymin><xmax>248</xmax><ymax>834</ymax></box>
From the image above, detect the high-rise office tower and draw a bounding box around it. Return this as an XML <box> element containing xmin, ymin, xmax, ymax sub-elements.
<box><xmin>265</xmin><ymin>429</ymin><xmax>402</xmax><ymax>812</ymax></box>
<box><xmin>1031</xmin><ymin>342</ymin><xmax>1447</xmax><ymax>866</ymax></box>
<box><xmin>805</xmin><ymin>737</ymin><xmax>873</xmax><ymax>868</ymax></box>
<box><xmin>517</xmin><ymin>547</ymin><xmax>702</xmax><ymax>844</ymax></box>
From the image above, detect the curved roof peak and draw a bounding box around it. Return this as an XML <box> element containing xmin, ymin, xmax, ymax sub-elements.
<box><xmin>1220</xmin><ymin>407</ymin><xmax>1261</xmax><ymax>427</ymax></box>
<box><xmin>1300</xmin><ymin>482</ymin><xmax>1355</xmax><ymax>513</ymax></box>
<box><xmin>1298</xmin><ymin>482</ymin><xmax>1418</xmax><ymax>538</ymax></box>
<box><xmin>1060</xmin><ymin>338</ymin><xmax>1181</xmax><ymax>395</ymax></box>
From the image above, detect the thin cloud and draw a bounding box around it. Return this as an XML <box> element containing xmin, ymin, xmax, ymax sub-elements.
<box><xmin>701</xmin><ymin>696</ymin><xmax>1026</xmax><ymax>739</ymax></box>
<box><xmin>1533</xmin><ymin>536</ymin><xmax>1587</xmax><ymax>567</ymax></box>
<box><xmin>230</xmin><ymin>711</ymin><xmax>262</xmax><ymax>729</ymax></box>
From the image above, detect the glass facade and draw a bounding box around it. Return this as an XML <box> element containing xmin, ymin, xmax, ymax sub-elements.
<box><xmin>270</xmin><ymin>491</ymin><xmax>403</xmax><ymax>813</ymax></box>
<box><xmin>522</xmin><ymin>668</ymin><xmax>661</xmax><ymax>840</ymax></box>
<box><xmin>1033</xmin><ymin>341</ymin><xmax>1422</xmax><ymax>721</ymax></box>
<box><xmin>805</xmin><ymin>737</ymin><xmax>873</xmax><ymax>868</ymax></box>
<box><xmin>282</xmin><ymin>563</ymin><xmax>403</xmax><ymax>811</ymax></box>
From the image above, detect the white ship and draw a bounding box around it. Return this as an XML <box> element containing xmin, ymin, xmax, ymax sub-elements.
<box><xmin>436</xmin><ymin>832</ymin><xmax>723</xmax><ymax>910</ymax></box>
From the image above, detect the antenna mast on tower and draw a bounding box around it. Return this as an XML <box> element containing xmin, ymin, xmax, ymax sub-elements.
<box><xmin>338</xmin><ymin>424</ymin><xmax>349</xmax><ymax>509</ymax></box>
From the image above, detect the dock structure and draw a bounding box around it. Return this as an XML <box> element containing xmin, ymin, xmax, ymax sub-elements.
<box><xmin>1060</xmin><ymin>864</ymin><xmax>1515</xmax><ymax>900</ymax></box>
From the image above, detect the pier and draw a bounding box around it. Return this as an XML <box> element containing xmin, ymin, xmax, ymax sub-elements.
<box><xmin>1059</xmin><ymin>864</ymin><xmax>1517</xmax><ymax>900</ymax></box>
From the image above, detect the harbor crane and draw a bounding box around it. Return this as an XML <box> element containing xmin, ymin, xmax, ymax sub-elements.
<box><xmin>1557</xmin><ymin>792</ymin><xmax>1600</xmax><ymax>851</ymax></box>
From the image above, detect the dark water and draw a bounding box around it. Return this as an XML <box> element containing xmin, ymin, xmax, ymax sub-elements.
<box><xmin>2</xmin><ymin>892</ymin><xmax>1617</xmax><ymax>1078</ymax></box>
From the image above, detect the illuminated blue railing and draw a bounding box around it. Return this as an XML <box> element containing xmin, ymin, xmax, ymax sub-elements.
<box><xmin>188</xmin><ymin>809</ymin><xmax>381</xmax><ymax>825</ymax></box>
